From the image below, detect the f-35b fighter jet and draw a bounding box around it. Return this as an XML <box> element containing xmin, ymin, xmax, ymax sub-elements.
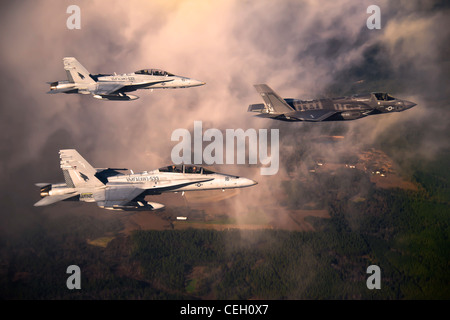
<box><xmin>248</xmin><ymin>84</ymin><xmax>416</xmax><ymax>122</ymax></box>
<box><xmin>34</xmin><ymin>150</ymin><xmax>257</xmax><ymax>211</ymax></box>
<box><xmin>47</xmin><ymin>57</ymin><xmax>205</xmax><ymax>101</ymax></box>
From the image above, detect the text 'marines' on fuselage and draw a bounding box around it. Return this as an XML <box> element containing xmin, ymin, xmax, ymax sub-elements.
<box><xmin>34</xmin><ymin>150</ymin><xmax>257</xmax><ymax>211</ymax></box>
<box><xmin>248</xmin><ymin>84</ymin><xmax>416</xmax><ymax>122</ymax></box>
<box><xmin>47</xmin><ymin>57</ymin><xmax>205</xmax><ymax>101</ymax></box>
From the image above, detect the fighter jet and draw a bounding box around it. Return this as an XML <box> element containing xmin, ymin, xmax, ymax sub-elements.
<box><xmin>34</xmin><ymin>149</ymin><xmax>257</xmax><ymax>211</ymax></box>
<box><xmin>47</xmin><ymin>57</ymin><xmax>205</xmax><ymax>101</ymax></box>
<box><xmin>248</xmin><ymin>84</ymin><xmax>416</xmax><ymax>122</ymax></box>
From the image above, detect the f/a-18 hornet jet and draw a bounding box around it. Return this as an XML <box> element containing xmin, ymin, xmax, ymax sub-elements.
<box><xmin>34</xmin><ymin>150</ymin><xmax>257</xmax><ymax>211</ymax></box>
<box><xmin>248</xmin><ymin>84</ymin><xmax>416</xmax><ymax>122</ymax></box>
<box><xmin>47</xmin><ymin>57</ymin><xmax>205</xmax><ymax>101</ymax></box>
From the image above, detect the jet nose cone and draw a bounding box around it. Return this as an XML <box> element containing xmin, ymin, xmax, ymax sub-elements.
<box><xmin>404</xmin><ymin>100</ymin><xmax>417</xmax><ymax>109</ymax></box>
<box><xmin>190</xmin><ymin>79</ymin><xmax>206</xmax><ymax>87</ymax></box>
<box><xmin>242</xmin><ymin>178</ymin><xmax>258</xmax><ymax>187</ymax></box>
<box><xmin>197</xmin><ymin>80</ymin><xmax>206</xmax><ymax>86</ymax></box>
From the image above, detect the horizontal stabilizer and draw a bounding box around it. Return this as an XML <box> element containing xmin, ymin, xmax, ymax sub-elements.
<box><xmin>248</xmin><ymin>103</ymin><xmax>266</xmax><ymax>113</ymax></box>
<box><xmin>46</xmin><ymin>88</ymin><xmax>77</xmax><ymax>94</ymax></box>
<box><xmin>34</xmin><ymin>193</ymin><xmax>78</xmax><ymax>207</ymax></box>
<box><xmin>35</xmin><ymin>183</ymin><xmax>51</xmax><ymax>188</ymax></box>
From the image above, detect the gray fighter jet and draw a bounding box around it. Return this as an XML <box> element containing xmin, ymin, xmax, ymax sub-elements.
<box><xmin>248</xmin><ymin>84</ymin><xmax>416</xmax><ymax>121</ymax></box>
<box><xmin>34</xmin><ymin>150</ymin><xmax>257</xmax><ymax>211</ymax></box>
<box><xmin>47</xmin><ymin>57</ymin><xmax>205</xmax><ymax>101</ymax></box>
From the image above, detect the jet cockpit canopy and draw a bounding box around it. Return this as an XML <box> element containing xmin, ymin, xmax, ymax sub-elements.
<box><xmin>135</xmin><ymin>69</ymin><xmax>174</xmax><ymax>76</ymax></box>
<box><xmin>374</xmin><ymin>92</ymin><xmax>396</xmax><ymax>101</ymax></box>
<box><xmin>158</xmin><ymin>164</ymin><xmax>215</xmax><ymax>174</ymax></box>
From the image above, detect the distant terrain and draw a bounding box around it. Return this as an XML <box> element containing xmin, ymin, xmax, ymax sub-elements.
<box><xmin>1</xmin><ymin>148</ymin><xmax>448</xmax><ymax>299</ymax></box>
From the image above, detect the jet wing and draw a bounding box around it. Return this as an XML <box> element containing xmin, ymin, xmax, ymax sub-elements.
<box><xmin>117</xmin><ymin>80</ymin><xmax>175</xmax><ymax>92</ymax></box>
<box><xmin>285</xmin><ymin>110</ymin><xmax>339</xmax><ymax>121</ymax></box>
<box><xmin>94</xmin><ymin>186</ymin><xmax>145</xmax><ymax>208</ymax></box>
<box><xmin>145</xmin><ymin>177</ymin><xmax>214</xmax><ymax>195</ymax></box>
<box><xmin>34</xmin><ymin>193</ymin><xmax>78</xmax><ymax>207</ymax></box>
<box><xmin>97</xmin><ymin>177</ymin><xmax>214</xmax><ymax>207</ymax></box>
<box><xmin>94</xmin><ymin>83</ymin><xmax>127</xmax><ymax>95</ymax></box>
<box><xmin>97</xmin><ymin>80</ymin><xmax>174</xmax><ymax>95</ymax></box>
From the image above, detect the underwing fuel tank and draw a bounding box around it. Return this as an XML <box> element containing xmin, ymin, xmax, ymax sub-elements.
<box><xmin>103</xmin><ymin>202</ymin><xmax>165</xmax><ymax>211</ymax></box>
<box><xmin>93</xmin><ymin>94</ymin><xmax>139</xmax><ymax>101</ymax></box>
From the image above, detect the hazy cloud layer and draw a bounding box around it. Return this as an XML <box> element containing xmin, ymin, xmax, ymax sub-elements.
<box><xmin>0</xmin><ymin>0</ymin><xmax>449</xmax><ymax>235</ymax></box>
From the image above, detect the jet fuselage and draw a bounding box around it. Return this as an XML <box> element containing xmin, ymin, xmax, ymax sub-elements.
<box><xmin>48</xmin><ymin>58</ymin><xmax>205</xmax><ymax>101</ymax></box>
<box><xmin>35</xmin><ymin>150</ymin><xmax>256</xmax><ymax>212</ymax></box>
<box><xmin>249</xmin><ymin>85</ymin><xmax>416</xmax><ymax>122</ymax></box>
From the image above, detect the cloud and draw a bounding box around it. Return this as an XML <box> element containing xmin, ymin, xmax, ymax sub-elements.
<box><xmin>0</xmin><ymin>0</ymin><xmax>448</xmax><ymax>237</ymax></box>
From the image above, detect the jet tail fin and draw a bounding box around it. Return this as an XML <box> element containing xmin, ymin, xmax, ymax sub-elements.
<box><xmin>59</xmin><ymin>149</ymin><xmax>104</xmax><ymax>188</ymax></box>
<box><xmin>253</xmin><ymin>84</ymin><xmax>294</xmax><ymax>114</ymax></box>
<box><xmin>63</xmin><ymin>57</ymin><xmax>95</xmax><ymax>84</ymax></box>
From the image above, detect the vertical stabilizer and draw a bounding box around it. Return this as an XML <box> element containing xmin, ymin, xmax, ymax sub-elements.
<box><xmin>63</xmin><ymin>57</ymin><xmax>96</xmax><ymax>84</ymax></box>
<box><xmin>253</xmin><ymin>84</ymin><xmax>294</xmax><ymax>114</ymax></box>
<box><xmin>59</xmin><ymin>149</ymin><xmax>104</xmax><ymax>188</ymax></box>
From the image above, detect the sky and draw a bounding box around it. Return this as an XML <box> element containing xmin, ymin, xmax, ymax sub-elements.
<box><xmin>0</xmin><ymin>0</ymin><xmax>449</xmax><ymax>236</ymax></box>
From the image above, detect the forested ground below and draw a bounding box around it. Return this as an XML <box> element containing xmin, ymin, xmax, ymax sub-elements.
<box><xmin>1</xmin><ymin>150</ymin><xmax>448</xmax><ymax>299</ymax></box>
